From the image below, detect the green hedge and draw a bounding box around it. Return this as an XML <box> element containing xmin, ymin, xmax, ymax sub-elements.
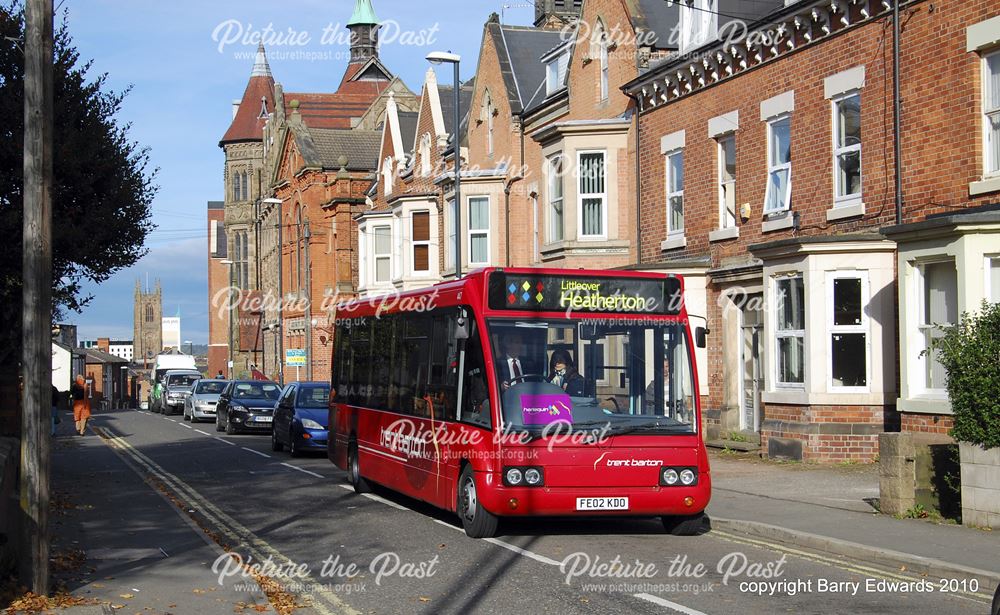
<box><xmin>933</xmin><ymin>301</ymin><xmax>1000</xmax><ymax>449</ymax></box>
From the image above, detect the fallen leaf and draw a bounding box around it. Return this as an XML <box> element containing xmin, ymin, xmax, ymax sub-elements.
<box><xmin>120</xmin><ymin>593</ymin><xmax>134</xmax><ymax>599</ymax></box>
<box><xmin>418</xmin><ymin>596</ymin><xmax>431</xmax><ymax>602</ymax></box>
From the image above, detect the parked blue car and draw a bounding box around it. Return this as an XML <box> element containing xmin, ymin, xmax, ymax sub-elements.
<box><xmin>271</xmin><ymin>382</ymin><xmax>331</xmax><ymax>456</ymax></box>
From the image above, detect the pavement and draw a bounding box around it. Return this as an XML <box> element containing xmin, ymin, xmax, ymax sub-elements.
<box><xmin>6</xmin><ymin>407</ymin><xmax>996</xmax><ymax>614</ymax></box>
<box><xmin>39</xmin><ymin>408</ymin><xmax>270</xmax><ymax>614</ymax></box>
<box><xmin>707</xmin><ymin>452</ymin><xmax>1000</xmax><ymax>588</ymax></box>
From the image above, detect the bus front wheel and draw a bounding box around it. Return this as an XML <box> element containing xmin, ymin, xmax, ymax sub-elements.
<box><xmin>348</xmin><ymin>442</ymin><xmax>371</xmax><ymax>494</ymax></box>
<box><xmin>662</xmin><ymin>512</ymin><xmax>710</xmax><ymax>536</ymax></box>
<box><xmin>457</xmin><ymin>465</ymin><xmax>498</xmax><ymax>539</ymax></box>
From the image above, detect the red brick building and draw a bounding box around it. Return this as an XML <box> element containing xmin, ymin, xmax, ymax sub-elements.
<box><xmin>206</xmin><ymin>200</ymin><xmax>228</xmax><ymax>377</ymax></box>
<box><xmin>624</xmin><ymin>0</ymin><xmax>1000</xmax><ymax>462</ymax></box>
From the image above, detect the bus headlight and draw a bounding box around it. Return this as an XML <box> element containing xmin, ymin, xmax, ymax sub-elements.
<box><xmin>524</xmin><ymin>468</ymin><xmax>543</xmax><ymax>486</ymax></box>
<box><xmin>505</xmin><ymin>468</ymin><xmax>523</xmax><ymax>486</ymax></box>
<box><xmin>660</xmin><ymin>467</ymin><xmax>698</xmax><ymax>486</ymax></box>
<box><xmin>503</xmin><ymin>466</ymin><xmax>544</xmax><ymax>487</ymax></box>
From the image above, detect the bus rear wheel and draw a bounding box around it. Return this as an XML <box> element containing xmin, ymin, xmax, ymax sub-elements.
<box><xmin>457</xmin><ymin>465</ymin><xmax>498</xmax><ymax>538</ymax></box>
<box><xmin>662</xmin><ymin>512</ymin><xmax>710</xmax><ymax>536</ymax></box>
<box><xmin>348</xmin><ymin>442</ymin><xmax>370</xmax><ymax>494</ymax></box>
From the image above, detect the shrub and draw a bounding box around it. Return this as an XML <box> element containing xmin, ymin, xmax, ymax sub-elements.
<box><xmin>932</xmin><ymin>301</ymin><xmax>1000</xmax><ymax>449</ymax></box>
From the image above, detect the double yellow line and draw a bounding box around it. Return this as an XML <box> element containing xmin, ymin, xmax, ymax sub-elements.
<box><xmin>93</xmin><ymin>426</ymin><xmax>360</xmax><ymax>615</ymax></box>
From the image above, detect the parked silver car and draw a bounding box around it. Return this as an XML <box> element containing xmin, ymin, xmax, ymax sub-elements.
<box><xmin>160</xmin><ymin>370</ymin><xmax>202</xmax><ymax>415</ymax></box>
<box><xmin>184</xmin><ymin>378</ymin><xmax>228</xmax><ymax>422</ymax></box>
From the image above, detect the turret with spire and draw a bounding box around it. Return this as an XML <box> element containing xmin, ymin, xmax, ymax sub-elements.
<box><xmin>347</xmin><ymin>0</ymin><xmax>379</xmax><ymax>63</ymax></box>
<box><xmin>219</xmin><ymin>42</ymin><xmax>276</xmax><ymax>146</ymax></box>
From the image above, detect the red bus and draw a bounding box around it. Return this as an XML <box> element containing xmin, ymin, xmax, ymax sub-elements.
<box><xmin>329</xmin><ymin>268</ymin><xmax>711</xmax><ymax>538</ymax></box>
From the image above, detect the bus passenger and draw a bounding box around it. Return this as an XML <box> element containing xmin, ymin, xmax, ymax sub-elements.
<box><xmin>548</xmin><ymin>350</ymin><xmax>585</xmax><ymax>397</ymax></box>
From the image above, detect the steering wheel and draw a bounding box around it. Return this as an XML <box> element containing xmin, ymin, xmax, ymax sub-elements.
<box><xmin>508</xmin><ymin>374</ymin><xmax>547</xmax><ymax>385</ymax></box>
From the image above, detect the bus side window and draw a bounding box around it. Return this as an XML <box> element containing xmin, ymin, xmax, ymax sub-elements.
<box><xmin>402</xmin><ymin>315</ymin><xmax>432</xmax><ymax>417</ymax></box>
<box><xmin>426</xmin><ymin>313</ymin><xmax>458</xmax><ymax>420</ymax></box>
<box><xmin>460</xmin><ymin>329</ymin><xmax>491</xmax><ymax>428</ymax></box>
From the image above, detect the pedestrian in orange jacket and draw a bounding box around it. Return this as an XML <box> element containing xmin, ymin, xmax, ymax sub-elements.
<box><xmin>72</xmin><ymin>374</ymin><xmax>90</xmax><ymax>435</ymax></box>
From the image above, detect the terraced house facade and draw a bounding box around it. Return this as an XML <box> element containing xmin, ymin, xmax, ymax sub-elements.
<box><xmin>625</xmin><ymin>0</ymin><xmax>1000</xmax><ymax>461</ymax></box>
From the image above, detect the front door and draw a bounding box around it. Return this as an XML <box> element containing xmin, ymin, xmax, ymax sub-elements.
<box><xmin>740</xmin><ymin>295</ymin><xmax>764</xmax><ymax>432</ymax></box>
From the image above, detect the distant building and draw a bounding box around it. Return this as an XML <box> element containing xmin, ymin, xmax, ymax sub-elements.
<box><xmin>134</xmin><ymin>280</ymin><xmax>162</xmax><ymax>365</ymax></box>
<box><xmin>162</xmin><ymin>316</ymin><xmax>181</xmax><ymax>351</ymax></box>
<box><xmin>108</xmin><ymin>341</ymin><xmax>134</xmax><ymax>362</ymax></box>
<box><xmin>207</xmin><ymin>200</ymin><xmax>229</xmax><ymax>377</ymax></box>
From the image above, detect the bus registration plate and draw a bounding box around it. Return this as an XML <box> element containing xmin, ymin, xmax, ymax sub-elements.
<box><xmin>576</xmin><ymin>497</ymin><xmax>629</xmax><ymax>511</ymax></box>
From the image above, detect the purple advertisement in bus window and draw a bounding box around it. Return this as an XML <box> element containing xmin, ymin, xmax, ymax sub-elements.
<box><xmin>521</xmin><ymin>394</ymin><xmax>573</xmax><ymax>425</ymax></box>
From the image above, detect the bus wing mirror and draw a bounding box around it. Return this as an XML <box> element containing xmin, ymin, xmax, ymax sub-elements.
<box><xmin>695</xmin><ymin>327</ymin><xmax>709</xmax><ymax>349</ymax></box>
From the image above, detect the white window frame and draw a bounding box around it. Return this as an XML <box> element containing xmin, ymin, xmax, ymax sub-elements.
<box><xmin>984</xmin><ymin>50</ymin><xmax>1000</xmax><ymax>176</ymax></box>
<box><xmin>547</xmin><ymin>154</ymin><xmax>564</xmax><ymax>242</ymax></box>
<box><xmin>832</xmin><ymin>92</ymin><xmax>862</xmax><ymax>205</ymax></box>
<box><xmin>987</xmin><ymin>254</ymin><xmax>1000</xmax><ymax>302</ymax></box>
<box><xmin>577</xmin><ymin>150</ymin><xmax>608</xmax><ymax>240</ymax></box>
<box><xmin>764</xmin><ymin>115</ymin><xmax>792</xmax><ymax>213</ymax></box>
<box><xmin>914</xmin><ymin>259</ymin><xmax>957</xmax><ymax>397</ymax></box>
<box><xmin>826</xmin><ymin>271</ymin><xmax>871</xmax><ymax>393</ymax></box>
<box><xmin>372</xmin><ymin>224</ymin><xmax>392</xmax><ymax>284</ymax></box>
<box><xmin>679</xmin><ymin>0</ymin><xmax>718</xmax><ymax>52</ymax></box>
<box><xmin>445</xmin><ymin>200</ymin><xmax>456</xmax><ymax>271</ymax></box>
<box><xmin>411</xmin><ymin>210</ymin><xmax>431</xmax><ymax>274</ymax></box>
<box><xmin>773</xmin><ymin>274</ymin><xmax>806</xmax><ymax>389</ymax></box>
<box><xmin>717</xmin><ymin>133</ymin><xmax>737</xmax><ymax>229</ymax></box>
<box><xmin>467</xmin><ymin>196</ymin><xmax>490</xmax><ymax>267</ymax></box>
<box><xmin>665</xmin><ymin>149</ymin><xmax>684</xmax><ymax>235</ymax></box>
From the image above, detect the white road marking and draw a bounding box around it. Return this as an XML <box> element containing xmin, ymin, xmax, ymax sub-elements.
<box><xmin>195</xmin><ymin>429</ymin><xmax>209</xmax><ymax>435</ymax></box>
<box><xmin>164</xmin><ymin>418</ymin><xmax>176</xmax><ymax>422</ymax></box>
<box><xmin>214</xmin><ymin>437</ymin><xmax>236</xmax><ymax>446</ymax></box>
<box><xmin>180</xmin><ymin>423</ymin><xmax>192</xmax><ymax>429</ymax></box>
<box><xmin>432</xmin><ymin>520</ymin><xmax>562</xmax><ymax>565</ymax></box>
<box><xmin>337</xmin><ymin>484</ymin><xmax>354</xmax><ymax>492</ymax></box>
<box><xmin>634</xmin><ymin>593</ymin><xmax>709</xmax><ymax>615</ymax></box>
<box><xmin>361</xmin><ymin>492</ymin><xmax>408</xmax><ymax>511</ymax></box>
<box><xmin>242</xmin><ymin>447</ymin><xmax>270</xmax><ymax>459</ymax></box>
<box><xmin>280</xmin><ymin>463</ymin><xmax>325</xmax><ymax>479</ymax></box>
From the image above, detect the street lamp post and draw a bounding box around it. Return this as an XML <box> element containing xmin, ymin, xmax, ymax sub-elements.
<box><xmin>426</xmin><ymin>51</ymin><xmax>462</xmax><ymax>279</ymax></box>
<box><xmin>220</xmin><ymin>259</ymin><xmax>235</xmax><ymax>378</ymax></box>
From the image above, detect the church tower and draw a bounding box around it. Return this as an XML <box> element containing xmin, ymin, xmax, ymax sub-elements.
<box><xmin>133</xmin><ymin>280</ymin><xmax>163</xmax><ymax>366</ymax></box>
<box><xmin>347</xmin><ymin>0</ymin><xmax>379</xmax><ymax>63</ymax></box>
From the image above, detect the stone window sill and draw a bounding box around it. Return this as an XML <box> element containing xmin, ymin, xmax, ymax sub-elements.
<box><xmin>709</xmin><ymin>226</ymin><xmax>739</xmax><ymax>242</ymax></box>
<box><xmin>660</xmin><ymin>235</ymin><xmax>687</xmax><ymax>251</ymax></box>
<box><xmin>761</xmin><ymin>211</ymin><xmax>796</xmax><ymax>233</ymax></box>
<box><xmin>970</xmin><ymin>175</ymin><xmax>1000</xmax><ymax>196</ymax></box>
<box><xmin>826</xmin><ymin>200</ymin><xmax>865</xmax><ymax>221</ymax></box>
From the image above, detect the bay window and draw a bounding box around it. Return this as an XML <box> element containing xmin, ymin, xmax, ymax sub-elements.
<box><xmin>828</xmin><ymin>273</ymin><xmax>869</xmax><ymax>390</ymax></box>
<box><xmin>547</xmin><ymin>155</ymin><xmax>564</xmax><ymax>242</ymax></box>
<box><xmin>578</xmin><ymin>151</ymin><xmax>606</xmax><ymax>238</ymax></box>
<box><xmin>775</xmin><ymin>275</ymin><xmax>805</xmax><ymax>385</ymax></box>
<box><xmin>468</xmin><ymin>196</ymin><xmax>490</xmax><ymax>266</ymax></box>
<box><xmin>989</xmin><ymin>256</ymin><xmax>1000</xmax><ymax>301</ymax></box>
<box><xmin>411</xmin><ymin>211</ymin><xmax>430</xmax><ymax>273</ymax></box>
<box><xmin>373</xmin><ymin>225</ymin><xmax>391</xmax><ymax>283</ymax></box>
<box><xmin>917</xmin><ymin>261</ymin><xmax>957</xmax><ymax>393</ymax></box>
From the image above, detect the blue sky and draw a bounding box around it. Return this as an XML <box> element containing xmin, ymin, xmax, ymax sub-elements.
<box><xmin>68</xmin><ymin>0</ymin><xmax>534</xmax><ymax>344</ymax></box>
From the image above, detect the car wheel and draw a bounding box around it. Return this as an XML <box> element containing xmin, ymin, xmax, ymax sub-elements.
<box><xmin>347</xmin><ymin>441</ymin><xmax>370</xmax><ymax>493</ymax></box>
<box><xmin>662</xmin><ymin>513</ymin><xmax>710</xmax><ymax>536</ymax></box>
<box><xmin>457</xmin><ymin>464</ymin><xmax>498</xmax><ymax>538</ymax></box>
<box><xmin>992</xmin><ymin>584</ymin><xmax>999</xmax><ymax>615</ymax></box>
<box><xmin>215</xmin><ymin>414</ymin><xmax>225</xmax><ymax>432</ymax></box>
<box><xmin>225</xmin><ymin>416</ymin><xmax>237</xmax><ymax>435</ymax></box>
<box><xmin>183</xmin><ymin>409</ymin><xmax>190</xmax><ymax>421</ymax></box>
<box><xmin>288</xmin><ymin>430</ymin><xmax>301</xmax><ymax>457</ymax></box>
<box><xmin>271</xmin><ymin>428</ymin><xmax>284</xmax><ymax>452</ymax></box>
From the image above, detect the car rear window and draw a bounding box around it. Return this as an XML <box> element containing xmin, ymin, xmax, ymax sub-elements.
<box><xmin>195</xmin><ymin>381</ymin><xmax>226</xmax><ymax>394</ymax></box>
<box><xmin>297</xmin><ymin>386</ymin><xmax>330</xmax><ymax>408</ymax></box>
<box><xmin>234</xmin><ymin>383</ymin><xmax>281</xmax><ymax>399</ymax></box>
<box><xmin>168</xmin><ymin>374</ymin><xmax>200</xmax><ymax>387</ymax></box>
